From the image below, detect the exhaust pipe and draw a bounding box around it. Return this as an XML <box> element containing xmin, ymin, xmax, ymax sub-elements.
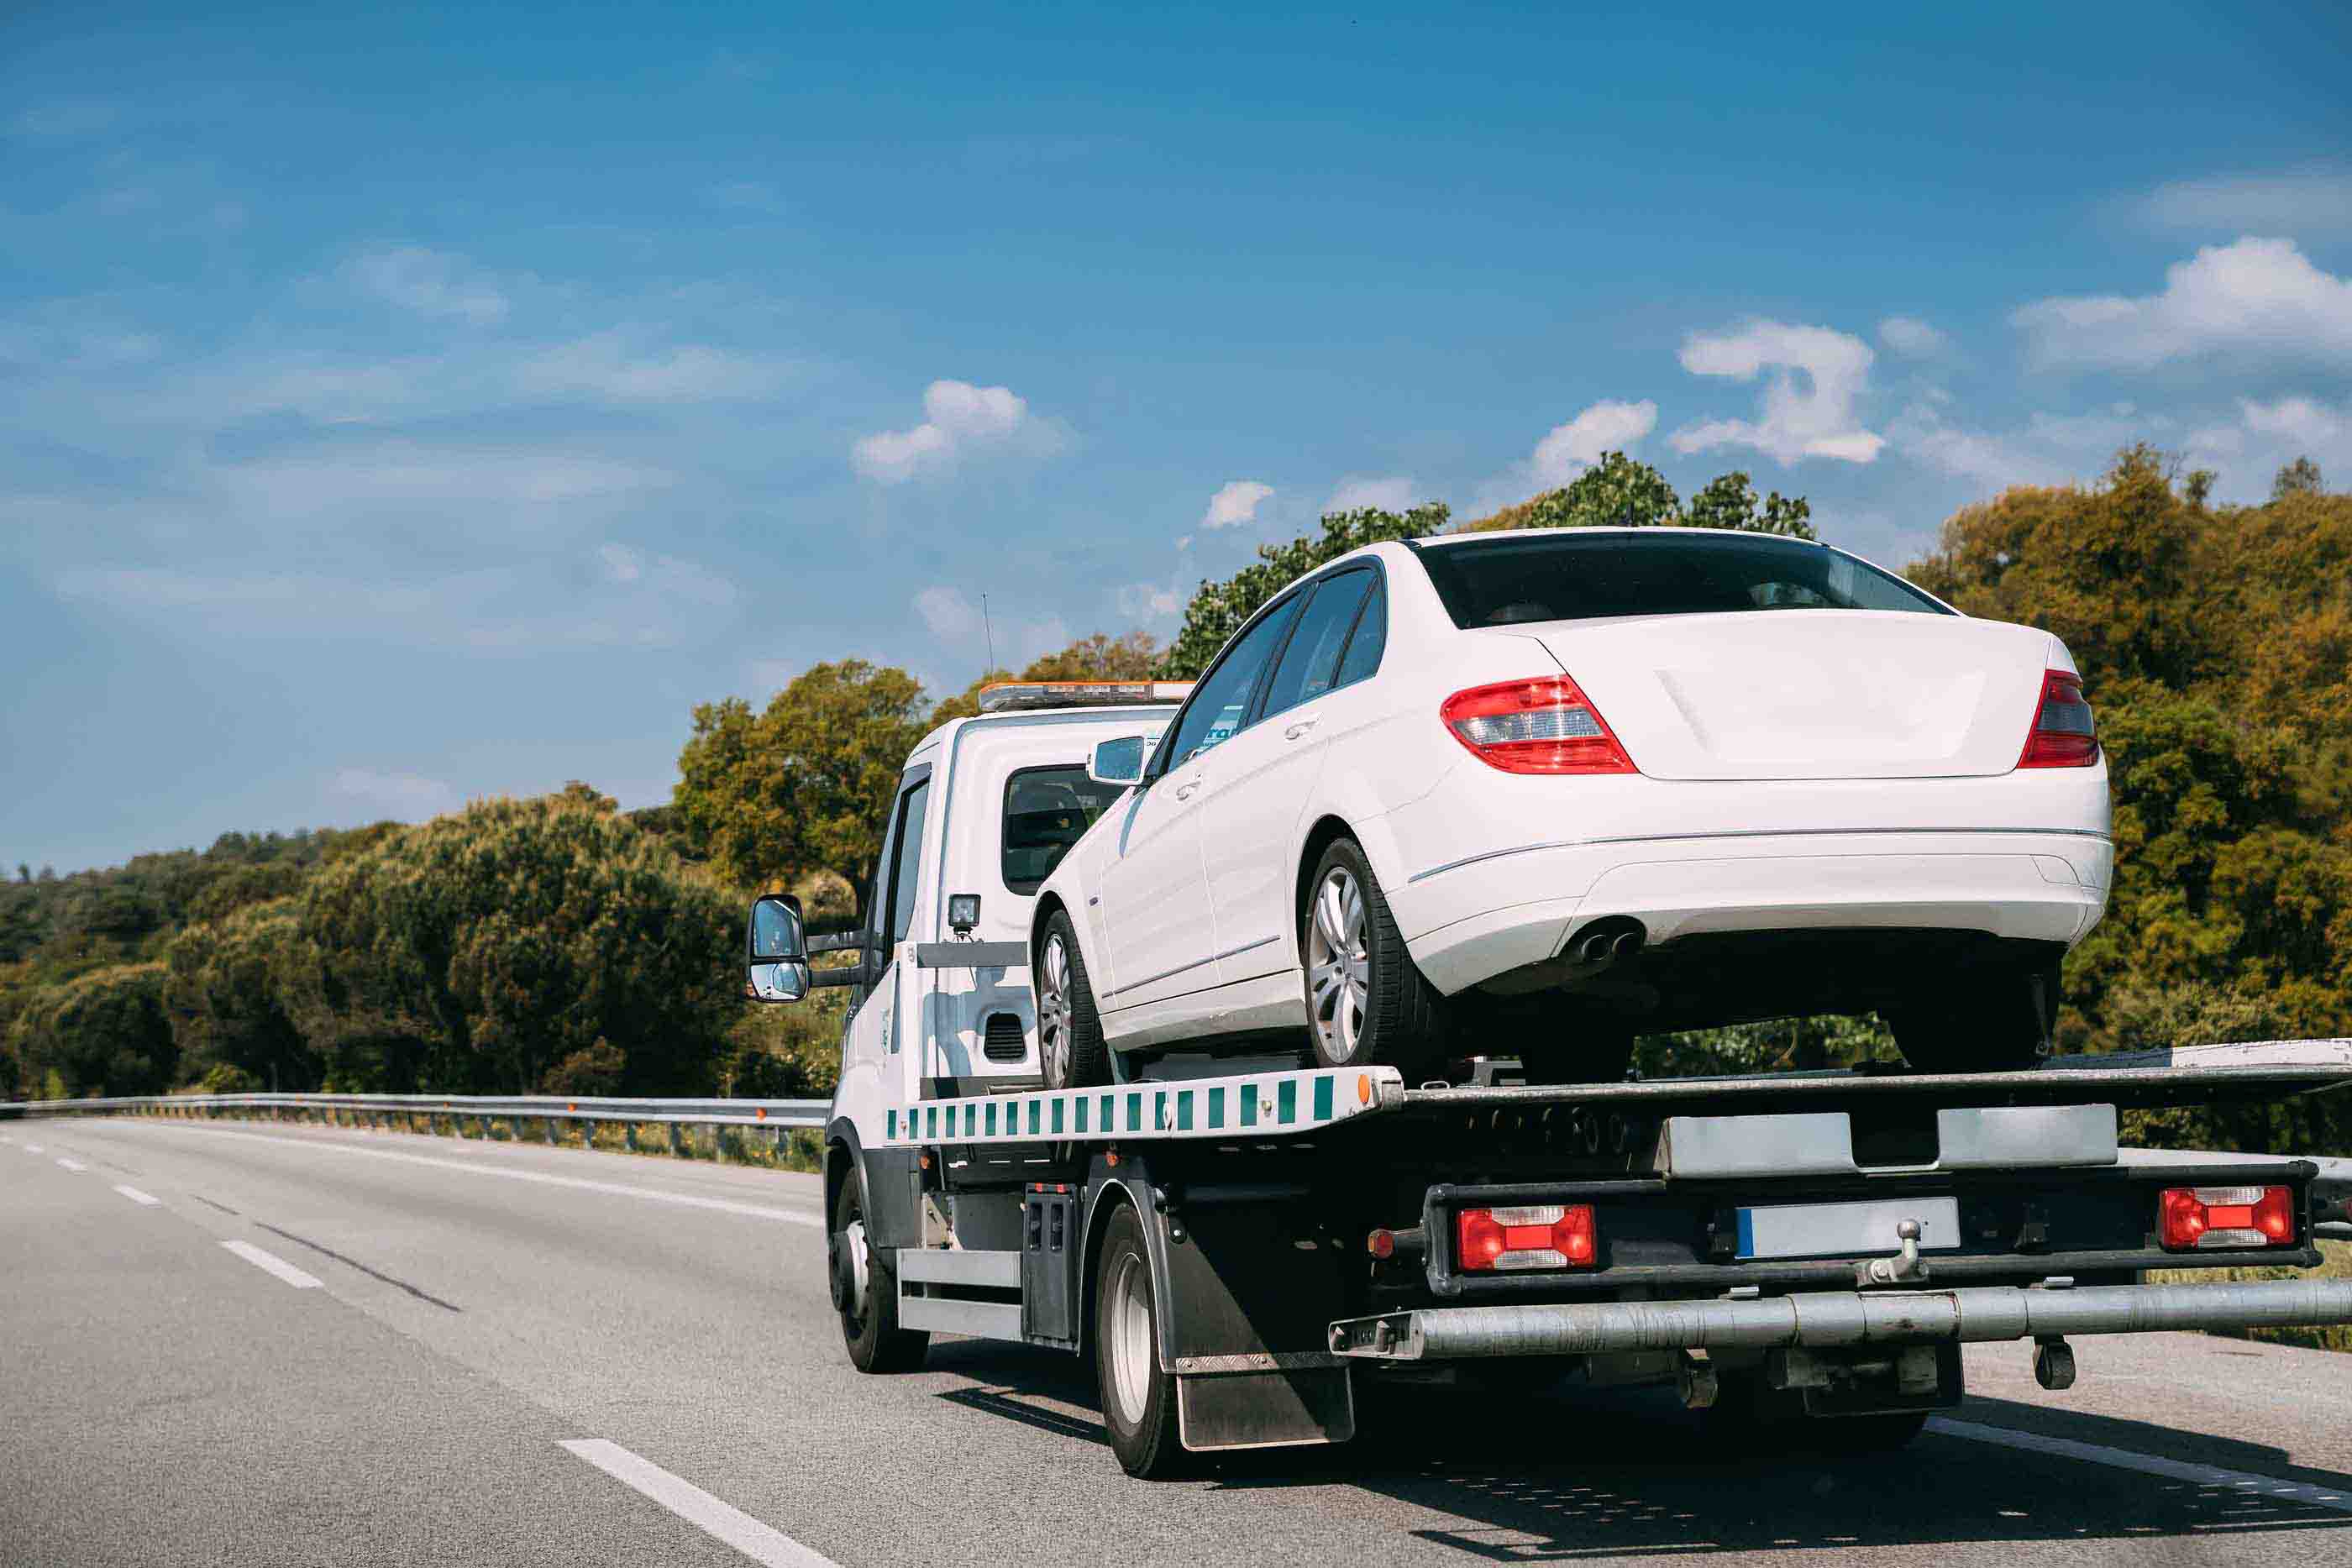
<box><xmin>1570</xmin><ymin>919</ymin><xmax>1646</xmax><ymax>967</ymax></box>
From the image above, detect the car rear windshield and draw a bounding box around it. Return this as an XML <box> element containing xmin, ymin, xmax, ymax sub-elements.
<box><xmin>1002</xmin><ymin>765</ymin><xmax>1123</xmax><ymax>894</ymax></box>
<box><xmin>1414</xmin><ymin>532</ymin><xmax>1952</xmax><ymax>628</ymax></box>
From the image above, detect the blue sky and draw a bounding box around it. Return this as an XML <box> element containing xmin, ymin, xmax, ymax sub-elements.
<box><xmin>5</xmin><ymin>2</ymin><xmax>2349</xmax><ymax>873</ymax></box>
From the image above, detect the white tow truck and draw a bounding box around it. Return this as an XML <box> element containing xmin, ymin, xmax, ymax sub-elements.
<box><xmin>743</xmin><ymin>682</ymin><xmax>2352</xmax><ymax>1479</ymax></box>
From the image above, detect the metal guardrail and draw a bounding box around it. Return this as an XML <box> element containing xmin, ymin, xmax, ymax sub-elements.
<box><xmin>0</xmin><ymin>1091</ymin><xmax>827</xmax><ymax>1158</ymax></box>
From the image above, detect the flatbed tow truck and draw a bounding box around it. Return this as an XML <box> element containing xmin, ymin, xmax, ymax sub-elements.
<box><xmin>743</xmin><ymin>683</ymin><xmax>2352</xmax><ymax>1477</ymax></box>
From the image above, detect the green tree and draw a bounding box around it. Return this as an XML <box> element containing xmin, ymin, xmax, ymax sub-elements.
<box><xmin>2273</xmin><ymin>456</ymin><xmax>2324</xmax><ymax>501</ymax></box>
<box><xmin>7</xmin><ymin>962</ymin><xmax>176</xmax><ymax>1098</ymax></box>
<box><xmin>1461</xmin><ymin>453</ymin><xmax>1682</xmax><ymax>533</ymax></box>
<box><xmin>273</xmin><ymin>794</ymin><xmax>741</xmax><ymax>1094</ymax></box>
<box><xmin>1682</xmin><ymin>470</ymin><xmax>1818</xmax><ymax>539</ymax></box>
<box><xmin>164</xmin><ymin>898</ymin><xmax>316</xmax><ymax>1092</ymax></box>
<box><xmin>1160</xmin><ymin>504</ymin><xmax>1451</xmax><ymax>679</ymax></box>
<box><xmin>675</xmin><ymin>659</ymin><xmax>932</xmax><ymax>893</ymax></box>
<box><xmin>1021</xmin><ymin>631</ymin><xmax>1161</xmax><ymax>681</ymax></box>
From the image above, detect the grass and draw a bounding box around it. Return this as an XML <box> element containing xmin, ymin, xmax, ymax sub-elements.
<box><xmin>2148</xmin><ymin>1237</ymin><xmax>2352</xmax><ymax>1353</ymax></box>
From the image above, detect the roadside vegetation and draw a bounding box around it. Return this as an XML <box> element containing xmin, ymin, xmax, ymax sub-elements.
<box><xmin>6</xmin><ymin>449</ymin><xmax>2347</xmax><ymax>1166</ymax></box>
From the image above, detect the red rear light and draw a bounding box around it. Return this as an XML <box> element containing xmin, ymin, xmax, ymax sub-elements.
<box><xmin>2019</xmin><ymin>669</ymin><xmax>2098</xmax><ymax>768</ymax></box>
<box><xmin>1441</xmin><ymin>678</ymin><xmax>1636</xmax><ymax>775</ymax></box>
<box><xmin>1455</xmin><ymin>1204</ymin><xmax>1596</xmax><ymax>1271</ymax></box>
<box><xmin>2157</xmin><ymin>1185</ymin><xmax>2295</xmax><ymax>1251</ymax></box>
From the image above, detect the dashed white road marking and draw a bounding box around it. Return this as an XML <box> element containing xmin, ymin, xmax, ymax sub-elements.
<box><xmin>122</xmin><ymin>1122</ymin><xmax>822</xmax><ymax>1226</ymax></box>
<box><xmin>113</xmin><ymin>1184</ymin><xmax>161</xmax><ymax>1206</ymax></box>
<box><xmin>220</xmin><ymin>1239</ymin><xmax>323</xmax><ymax>1290</ymax></box>
<box><xmin>1929</xmin><ymin>1418</ymin><xmax>2352</xmax><ymax>1515</ymax></box>
<box><xmin>559</xmin><ymin>1440</ymin><xmax>841</xmax><ymax>1567</ymax></box>
<box><xmin>55</xmin><ymin>1156</ymin><xmax>88</xmax><ymax>1172</ymax></box>
<box><xmin>24</xmin><ymin>1143</ymin><xmax>45</xmax><ymax>1154</ymax></box>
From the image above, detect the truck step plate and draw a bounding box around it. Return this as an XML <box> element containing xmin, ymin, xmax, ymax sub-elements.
<box><xmin>1735</xmin><ymin>1197</ymin><xmax>1962</xmax><ymax>1261</ymax></box>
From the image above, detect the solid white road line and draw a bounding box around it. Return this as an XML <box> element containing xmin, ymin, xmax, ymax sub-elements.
<box><xmin>559</xmin><ymin>1440</ymin><xmax>841</xmax><ymax>1568</ymax></box>
<box><xmin>1929</xmin><ymin>1417</ymin><xmax>2352</xmax><ymax>1515</ymax></box>
<box><xmin>55</xmin><ymin>1156</ymin><xmax>88</xmax><ymax>1172</ymax></box>
<box><xmin>114</xmin><ymin>1184</ymin><xmax>161</xmax><ymax>1206</ymax></box>
<box><xmin>123</xmin><ymin>1122</ymin><xmax>822</xmax><ymax>1226</ymax></box>
<box><xmin>220</xmin><ymin>1239</ymin><xmax>324</xmax><ymax>1290</ymax></box>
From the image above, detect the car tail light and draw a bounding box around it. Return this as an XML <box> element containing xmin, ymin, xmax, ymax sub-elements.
<box><xmin>2157</xmin><ymin>1185</ymin><xmax>2295</xmax><ymax>1251</ymax></box>
<box><xmin>1455</xmin><ymin>1204</ymin><xmax>1596</xmax><ymax>1271</ymax></box>
<box><xmin>1441</xmin><ymin>678</ymin><xmax>1635</xmax><ymax>774</ymax></box>
<box><xmin>2019</xmin><ymin>670</ymin><xmax>2098</xmax><ymax>768</ymax></box>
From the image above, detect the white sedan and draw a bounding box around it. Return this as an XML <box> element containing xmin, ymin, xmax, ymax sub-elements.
<box><xmin>1030</xmin><ymin>527</ymin><xmax>2109</xmax><ymax>1086</ymax></box>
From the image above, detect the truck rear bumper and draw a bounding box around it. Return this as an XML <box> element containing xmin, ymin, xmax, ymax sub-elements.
<box><xmin>1329</xmin><ymin>1277</ymin><xmax>2352</xmax><ymax>1361</ymax></box>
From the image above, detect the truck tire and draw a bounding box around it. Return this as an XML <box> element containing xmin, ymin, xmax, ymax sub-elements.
<box><xmin>1301</xmin><ymin>837</ymin><xmax>1445</xmax><ymax>1080</ymax></box>
<box><xmin>834</xmin><ymin>1172</ymin><xmax>927</xmax><ymax>1374</ymax></box>
<box><xmin>1038</xmin><ymin>911</ymin><xmax>1110</xmax><ymax>1090</ymax></box>
<box><xmin>1886</xmin><ymin>959</ymin><xmax>2057</xmax><ymax>1073</ymax></box>
<box><xmin>1095</xmin><ymin>1204</ymin><xmax>1186</xmax><ymax>1478</ymax></box>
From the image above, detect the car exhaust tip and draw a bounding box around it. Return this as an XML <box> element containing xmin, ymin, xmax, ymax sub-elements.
<box><xmin>1611</xmin><ymin>931</ymin><xmax>1644</xmax><ymax>961</ymax></box>
<box><xmin>1567</xmin><ymin>918</ymin><xmax>1647</xmax><ymax>968</ymax></box>
<box><xmin>1578</xmin><ymin>932</ymin><xmax>1614</xmax><ymax>962</ymax></box>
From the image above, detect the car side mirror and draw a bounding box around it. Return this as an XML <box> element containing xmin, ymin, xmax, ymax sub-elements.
<box><xmin>745</xmin><ymin>892</ymin><xmax>812</xmax><ymax>1004</ymax></box>
<box><xmin>1087</xmin><ymin>734</ymin><xmax>1149</xmax><ymax>787</ymax></box>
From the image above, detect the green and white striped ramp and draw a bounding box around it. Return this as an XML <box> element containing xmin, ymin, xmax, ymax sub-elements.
<box><xmin>881</xmin><ymin>1066</ymin><xmax>1405</xmax><ymax>1146</ymax></box>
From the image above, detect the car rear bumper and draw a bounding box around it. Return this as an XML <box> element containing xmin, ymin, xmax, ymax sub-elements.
<box><xmin>1394</xmin><ymin>828</ymin><xmax>2111</xmax><ymax>996</ymax></box>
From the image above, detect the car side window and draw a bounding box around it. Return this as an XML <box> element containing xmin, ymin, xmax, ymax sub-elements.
<box><xmin>1160</xmin><ymin>594</ymin><xmax>1304</xmax><ymax>767</ymax></box>
<box><xmin>1261</xmin><ymin>569</ymin><xmax>1373</xmax><ymax>718</ymax></box>
<box><xmin>1332</xmin><ymin>575</ymin><xmax>1386</xmax><ymax>688</ymax></box>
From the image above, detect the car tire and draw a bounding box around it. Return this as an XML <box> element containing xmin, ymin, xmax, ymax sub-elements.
<box><xmin>1300</xmin><ymin>836</ymin><xmax>1446</xmax><ymax>1080</ymax></box>
<box><xmin>1037</xmin><ymin>910</ymin><xmax>1110</xmax><ymax>1090</ymax></box>
<box><xmin>834</xmin><ymin>1170</ymin><xmax>928</xmax><ymax>1374</ymax></box>
<box><xmin>1095</xmin><ymin>1204</ymin><xmax>1187</xmax><ymax>1478</ymax></box>
<box><xmin>1885</xmin><ymin>960</ymin><xmax>2058</xmax><ymax>1073</ymax></box>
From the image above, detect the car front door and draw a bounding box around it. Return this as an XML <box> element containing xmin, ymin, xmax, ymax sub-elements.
<box><xmin>1200</xmin><ymin>568</ymin><xmax>1378</xmax><ymax>986</ymax></box>
<box><xmin>1093</xmin><ymin>594</ymin><xmax>1303</xmax><ymax>1020</ymax></box>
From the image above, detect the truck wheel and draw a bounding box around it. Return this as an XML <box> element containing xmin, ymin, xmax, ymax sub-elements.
<box><xmin>1095</xmin><ymin>1204</ymin><xmax>1186</xmax><ymax>1477</ymax></box>
<box><xmin>1038</xmin><ymin>911</ymin><xmax>1110</xmax><ymax>1090</ymax></box>
<box><xmin>1886</xmin><ymin>960</ymin><xmax>2057</xmax><ymax>1073</ymax></box>
<box><xmin>1302</xmin><ymin>837</ymin><xmax>1444</xmax><ymax>1080</ymax></box>
<box><xmin>834</xmin><ymin>1172</ymin><xmax>928</xmax><ymax>1374</ymax></box>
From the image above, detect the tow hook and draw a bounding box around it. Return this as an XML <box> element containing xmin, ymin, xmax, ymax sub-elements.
<box><xmin>1863</xmin><ymin>1218</ymin><xmax>1930</xmax><ymax>1286</ymax></box>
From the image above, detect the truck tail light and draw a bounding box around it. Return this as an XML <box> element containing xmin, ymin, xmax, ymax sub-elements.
<box><xmin>2157</xmin><ymin>1185</ymin><xmax>2295</xmax><ymax>1251</ymax></box>
<box><xmin>1456</xmin><ymin>1204</ymin><xmax>1596</xmax><ymax>1271</ymax></box>
<box><xmin>2019</xmin><ymin>670</ymin><xmax>2098</xmax><ymax>768</ymax></box>
<box><xmin>1441</xmin><ymin>678</ymin><xmax>1635</xmax><ymax>775</ymax></box>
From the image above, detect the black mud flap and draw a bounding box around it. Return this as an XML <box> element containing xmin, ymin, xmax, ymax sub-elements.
<box><xmin>1177</xmin><ymin>1364</ymin><xmax>1357</xmax><ymax>1453</ymax></box>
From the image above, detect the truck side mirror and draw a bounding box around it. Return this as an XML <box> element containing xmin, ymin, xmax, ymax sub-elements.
<box><xmin>1087</xmin><ymin>734</ymin><xmax>1149</xmax><ymax>787</ymax></box>
<box><xmin>746</xmin><ymin>892</ymin><xmax>812</xmax><ymax>1004</ymax></box>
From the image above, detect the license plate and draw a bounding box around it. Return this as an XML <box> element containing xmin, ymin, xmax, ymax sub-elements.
<box><xmin>1735</xmin><ymin>1197</ymin><xmax>1962</xmax><ymax>1261</ymax></box>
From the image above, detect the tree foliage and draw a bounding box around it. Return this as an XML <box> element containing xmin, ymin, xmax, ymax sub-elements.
<box><xmin>7</xmin><ymin>962</ymin><xmax>176</xmax><ymax>1098</ymax></box>
<box><xmin>1461</xmin><ymin>453</ymin><xmax>1816</xmax><ymax>540</ymax></box>
<box><xmin>675</xmin><ymin>659</ymin><xmax>933</xmax><ymax>894</ymax></box>
<box><xmin>1160</xmin><ymin>504</ymin><xmax>1452</xmax><ymax>679</ymax></box>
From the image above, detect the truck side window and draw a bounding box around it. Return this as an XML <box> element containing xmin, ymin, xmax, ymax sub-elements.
<box><xmin>1332</xmin><ymin>575</ymin><xmax>1386</xmax><ymax>689</ymax></box>
<box><xmin>1003</xmin><ymin>766</ymin><xmax>1121</xmax><ymax>894</ymax></box>
<box><xmin>887</xmin><ymin>779</ymin><xmax>931</xmax><ymax>943</ymax></box>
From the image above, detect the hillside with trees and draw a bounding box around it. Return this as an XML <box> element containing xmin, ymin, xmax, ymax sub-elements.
<box><xmin>8</xmin><ymin>448</ymin><xmax>2346</xmax><ymax>1154</ymax></box>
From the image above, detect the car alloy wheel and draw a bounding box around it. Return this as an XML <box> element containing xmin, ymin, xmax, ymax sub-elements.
<box><xmin>1038</xmin><ymin>931</ymin><xmax>1074</xmax><ymax>1086</ymax></box>
<box><xmin>1306</xmin><ymin>864</ymin><xmax>1372</xmax><ymax>1064</ymax></box>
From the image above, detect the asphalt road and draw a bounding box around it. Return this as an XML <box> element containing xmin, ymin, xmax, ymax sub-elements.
<box><xmin>5</xmin><ymin>1116</ymin><xmax>2349</xmax><ymax>1568</ymax></box>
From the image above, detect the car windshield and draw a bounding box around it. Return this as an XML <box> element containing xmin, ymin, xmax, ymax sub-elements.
<box><xmin>1415</xmin><ymin>532</ymin><xmax>1951</xmax><ymax>628</ymax></box>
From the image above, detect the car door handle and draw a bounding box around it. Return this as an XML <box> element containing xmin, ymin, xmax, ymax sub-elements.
<box><xmin>1173</xmin><ymin>776</ymin><xmax>1201</xmax><ymax>801</ymax></box>
<box><xmin>1284</xmin><ymin>718</ymin><xmax>1319</xmax><ymax>741</ymax></box>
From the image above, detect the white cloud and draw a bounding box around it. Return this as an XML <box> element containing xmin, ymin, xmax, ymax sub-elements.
<box><xmin>2240</xmin><ymin>395</ymin><xmax>2349</xmax><ymax>454</ymax></box>
<box><xmin>914</xmin><ymin>585</ymin><xmax>982</xmax><ymax>641</ymax></box>
<box><xmin>345</xmin><ymin>246</ymin><xmax>512</xmax><ymax>326</ymax></box>
<box><xmin>2185</xmin><ymin>396</ymin><xmax>2351</xmax><ymax>497</ymax></box>
<box><xmin>599</xmin><ymin>543</ymin><xmax>643</xmax><ymax>583</ymax></box>
<box><xmin>1877</xmin><ymin>316</ymin><xmax>1948</xmax><ymax>358</ymax></box>
<box><xmin>1324</xmin><ymin>475</ymin><xmax>1417</xmax><ymax>514</ymax></box>
<box><xmin>706</xmin><ymin>181</ymin><xmax>785</xmax><ymax>212</ymax></box>
<box><xmin>2138</xmin><ymin>171</ymin><xmax>2352</xmax><ymax>238</ymax></box>
<box><xmin>1201</xmin><ymin>479</ymin><xmax>1273</xmax><ymax>529</ymax></box>
<box><xmin>853</xmin><ymin>380</ymin><xmax>1041</xmax><ymax>485</ymax></box>
<box><xmin>1116</xmin><ymin>580</ymin><xmax>1185</xmax><ymax>623</ymax></box>
<box><xmin>1887</xmin><ymin>403</ymin><xmax>2071</xmax><ymax>490</ymax></box>
<box><xmin>517</xmin><ymin>332</ymin><xmax>787</xmax><ymax>401</ymax></box>
<box><xmin>213</xmin><ymin>442</ymin><xmax>666</xmax><ymax>517</ymax></box>
<box><xmin>1528</xmin><ymin>399</ymin><xmax>1656</xmax><ymax>488</ymax></box>
<box><xmin>9</xmin><ymin>100</ymin><xmax>118</xmax><ymax>140</ymax></box>
<box><xmin>1671</xmin><ymin>320</ymin><xmax>1883</xmax><ymax>464</ymax></box>
<box><xmin>2013</xmin><ymin>237</ymin><xmax>2352</xmax><ymax>370</ymax></box>
<box><xmin>332</xmin><ymin>768</ymin><xmax>461</xmax><ymax>821</ymax></box>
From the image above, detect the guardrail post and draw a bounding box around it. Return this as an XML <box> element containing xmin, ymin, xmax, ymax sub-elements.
<box><xmin>714</xmin><ymin>1126</ymin><xmax>730</xmax><ymax>1165</ymax></box>
<box><xmin>622</xmin><ymin>1122</ymin><xmax>637</xmax><ymax>1153</ymax></box>
<box><xmin>577</xmin><ymin>1117</ymin><xmax>594</xmax><ymax>1151</ymax></box>
<box><xmin>667</xmin><ymin>1121</ymin><xmax>683</xmax><ymax>1158</ymax></box>
<box><xmin>543</xmin><ymin>1115</ymin><xmax>559</xmax><ymax>1146</ymax></box>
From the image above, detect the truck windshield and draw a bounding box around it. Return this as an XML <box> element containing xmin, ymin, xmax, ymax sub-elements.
<box><xmin>1414</xmin><ymin>532</ymin><xmax>1950</xmax><ymax>628</ymax></box>
<box><xmin>1003</xmin><ymin>766</ymin><xmax>1123</xmax><ymax>894</ymax></box>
